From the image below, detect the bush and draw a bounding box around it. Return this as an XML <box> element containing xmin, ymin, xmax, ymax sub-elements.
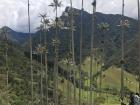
<box><xmin>94</xmin><ymin>96</ymin><xmax>106</xmax><ymax>105</ymax></box>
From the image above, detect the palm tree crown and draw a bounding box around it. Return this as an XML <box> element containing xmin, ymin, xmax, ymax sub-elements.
<box><xmin>49</xmin><ymin>0</ymin><xmax>63</xmax><ymax>11</ymax></box>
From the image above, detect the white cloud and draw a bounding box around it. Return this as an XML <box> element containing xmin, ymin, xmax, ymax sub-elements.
<box><xmin>0</xmin><ymin>0</ymin><xmax>138</xmax><ymax>32</ymax></box>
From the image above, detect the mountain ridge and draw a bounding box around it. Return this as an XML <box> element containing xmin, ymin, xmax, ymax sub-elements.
<box><xmin>1</xmin><ymin>7</ymin><xmax>139</xmax><ymax>74</ymax></box>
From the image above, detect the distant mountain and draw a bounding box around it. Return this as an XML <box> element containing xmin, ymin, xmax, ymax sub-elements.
<box><xmin>1</xmin><ymin>7</ymin><xmax>138</xmax><ymax>74</ymax></box>
<box><xmin>0</xmin><ymin>26</ymin><xmax>29</xmax><ymax>44</ymax></box>
<box><xmin>30</xmin><ymin>7</ymin><xmax>138</xmax><ymax>74</ymax></box>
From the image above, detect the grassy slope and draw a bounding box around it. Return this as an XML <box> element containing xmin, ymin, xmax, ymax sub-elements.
<box><xmin>102</xmin><ymin>66</ymin><xmax>138</xmax><ymax>92</ymax></box>
<box><xmin>82</xmin><ymin>57</ymin><xmax>138</xmax><ymax>93</ymax></box>
<box><xmin>59</xmin><ymin>57</ymin><xmax>138</xmax><ymax>105</ymax></box>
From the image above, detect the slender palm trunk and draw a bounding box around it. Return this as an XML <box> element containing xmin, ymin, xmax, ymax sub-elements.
<box><xmin>54</xmin><ymin>6</ymin><xmax>59</xmax><ymax>105</ymax></box>
<box><xmin>95</xmin><ymin>58</ymin><xmax>97</xmax><ymax>96</ymax></box>
<box><xmin>100</xmin><ymin>32</ymin><xmax>105</xmax><ymax>95</ymax></box>
<box><xmin>44</xmin><ymin>24</ymin><xmax>48</xmax><ymax>105</ymax></box>
<box><xmin>69</xmin><ymin>0</ymin><xmax>76</xmax><ymax>104</ymax></box>
<box><xmin>67</xmin><ymin>34</ymin><xmax>72</xmax><ymax>105</ymax></box>
<box><xmin>39</xmin><ymin>29</ymin><xmax>44</xmax><ymax>105</ymax></box>
<box><xmin>87</xmin><ymin>73</ymin><xmax>89</xmax><ymax>103</ymax></box>
<box><xmin>67</xmin><ymin>61</ymin><xmax>71</xmax><ymax>105</ymax></box>
<box><xmin>27</xmin><ymin>0</ymin><xmax>33</xmax><ymax>104</ymax></box>
<box><xmin>138</xmin><ymin>0</ymin><xmax>140</xmax><ymax>95</ymax></box>
<box><xmin>89</xmin><ymin>13</ymin><xmax>93</xmax><ymax>105</ymax></box>
<box><xmin>121</xmin><ymin>0</ymin><xmax>125</xmax><ymax>103</ymax></box>
<box><xmin>79</xmin><ymin>0</ymin><xmax>84</xmax><ymax>105</ymax></box>
<box><xmin>39</xmin><ymin>30</ymin><xmax>42</xmax><ymax>105</ymax></box>
<box><xmin>40</xmin><ymin>53</ymin><xmax>44</xmax><ymax>105</ymax></box>
<box><xmin>90</xmin><ymin>2</ymin><xmax>96</xmax><ymax>104</ymax></box>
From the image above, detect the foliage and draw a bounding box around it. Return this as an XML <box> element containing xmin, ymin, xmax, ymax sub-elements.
<box><xmin>94</xmin><ymin>96</ymin><xmax>106</xmax><ymax>105</ymax></box>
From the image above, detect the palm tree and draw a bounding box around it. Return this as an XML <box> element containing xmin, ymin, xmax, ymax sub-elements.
<box><xmin>89</xmin><ymin>0</ymin><xmax>96</xmax><ymax>104</ymax></box>
<box><xmin>27</xmin><ymin>0</ymin><xmax>33</xmax><ymax>104</ymax></box>
<box><xmin>116</xmin><ymin>1</ymin><xmax>129</xmax><ymax>103</ymax></box>
<box><xmin>79</xmin><ymin>0</ymin><xmax>84</xmax><ymax>105</ymax></box>
<box><xmin>64</xmin><ymin>54</ymin><xmax>72</xmax><ymax>105</ymax></box>
<box><xmin>98</xmin><ymin>22</ymin><xmax>109</xmax><ymax>96</ymax></box>
<box><xmin>63</xmin><ymin>6</ymin><xmax>77</xmax><ymax>104</ymax></box>
<box><xmin>36</xmin><ymin>24</ymin><xmax>44</xmax><ymax>105</ymax></box>
<box><xmin>36</xmin><ymin>43</ymin><xmax>45</xmax><ymax>105</ymax></box>
<box><xmin>64</xmin><ymin>0</ymin><xmax>77</xmax><ymax>104</ymax></box>
<box><xmin>138</xmin><ymin>0</ymin><xmax>140</xmax><ymax>95</ymax></box>
<box><xmin>120</xmin><ymin>0</ymin><xmax>125</xmax><ymax>103</ymax></box>
<box><xmin>40</xmin><ymin>13</ymin><xmax>50</xmax><ymax>105</ymax></box>
<box><xmin>49</xmin><ymin>1</ymin><xmax>62</xmax><ymax>105</ymax></box>
<box><xmin>69</xmin><ymin>1</ymin><xmax>76</xmax><ymax>104</ymax></box>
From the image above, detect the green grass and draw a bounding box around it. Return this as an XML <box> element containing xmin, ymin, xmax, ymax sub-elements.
<box><xmin>102</xmin><ymin>66</ymin><xmax>138</xmax><ymax>92</ymax></box>
<box><xmin>59</xmin><ymin>57</ymin><xmax>138</xmax><ymax>105</ymax></box>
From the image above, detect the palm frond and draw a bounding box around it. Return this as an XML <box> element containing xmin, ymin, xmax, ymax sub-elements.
<box><xmin>49</xmin><ymin>0</ymin><xmax>63</xmax><ymax>9</ymax></box>
<box><xmin>49</xmin><ymin>3</ymin><xmax>55</xmax><ymax>7</ymax></box>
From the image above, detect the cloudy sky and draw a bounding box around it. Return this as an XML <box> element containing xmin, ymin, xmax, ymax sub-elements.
<box><xmin>0</xmin><ymin>0</ymin><xmax>138</xmax><ymax>33</ymax></box>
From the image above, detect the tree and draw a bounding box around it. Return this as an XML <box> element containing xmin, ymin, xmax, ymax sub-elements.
<box><xmin>116</xmin><ymin>0</ymin><xmax>130</xmax><ymax>103</ymax></box>
<box><xmin>79</xmin><ymin>0</ymin><xmax>84</xmax><ymax>105</ymax></box>
<box><xmin>49</xmin><ymin>1</ymin><xmax>63</xmax><ymax>105</ymax></box>
<box><xmin>27</xmin><ymin>0</ymin><xmax>33</xmax><ymax>104</ymax></box>
<box><xmin>40</xmin><ymin>13</ymin><xmax>50</xmax><ymax>105</ymax></box>
<box><xmin>120</xmin><ymin>0</ymin><xmax>125</xmax><ymax>103</ymax></box>
<box><xmin>89</xmin><ymin>0</ymin><xmax>96</xmax><ymax>104</ymax></box>
<box><xmin>98</xmin><ymin>22</ymin><xmax>109</xmax><ymax>95</ymax></box>
<box><xmin>138</xmin><ymin>0</ymin><xmax>140</xmax><ymax>95</ymax></box>
<box><xmin>36</xmin><ymin>44</ymin><xmax>44</xmax><ymax>105</ymax></box>
<box><xmin>63</xmin><ymin>1</ymin><xmax>77</xmax><ymax>104</ymax></box>
<box><xmin>36</xmin><ymin>24</ymin><xmax>44</xmax><ymax>105</ymax></box>
<box><xmin>69</xmin><ymin>1</ymin><xmax>77</xmax><ymax>104</ymax></box>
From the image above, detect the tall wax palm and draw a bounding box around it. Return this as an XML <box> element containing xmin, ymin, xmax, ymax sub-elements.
<box><xmin>36</xmin><ymin>24</ymin><xmax>44</xmax><ymax>105</ymax></box>
<box><xmin>138</xmin><ymin>0</ymin><xmax>140</xmax><ymax>94</ymax></box>
<box><xmin>69</xmin><ymin>0</ymin><xmax>77</xmax><ymax>104</ymax></box>
<box><xmin>36</xmin><ymin>43</ymin><xmax>45</xmax><ymax>105</ymax></box>
<box><xmin>117</xmin><ymin>0</ymin><xmax>129</xmax><ymax>103</ymax></box>
<box><xmin>49</xmin><ymin>0</ymin><xmax>62</xmax><ymax>105</ymax></box>
<box><xmin>40</xmin><ymin>14</ymin><xmax>50</xmax><ymax>105</ymax></box>
<box><xmin>79</xmin><ymin>0</ymin><xmax>84</xmax><ymax>105</ymax></box>
<box><xmin>64</xmin><ymin>1</ymin><xmax>76</xmax><ymax>104</ymax></box>
<box><xmin>62</xmin><ymin>15</ymin><xmax>72</xmax><ymax>104</ymax></box>
<box><xmin>64</xmin><ymin>54</ymin><xmax>72</xmax><ymax>105</ymax></box>
<box><xmin>63</xmin><ymin>7</ymin><xmax>77</xmax><ymax>105</ymax></box>
<box><xmin>117</xmin><ymin>5</ymin><xmax>129</xmax><ymax>103</ymax></box>
<box><xmin>120</xmin><ymin>0</ymin><xmax>125</xmax><ymax>103</ymax></box>
<box><xmin>51</xmin><ymin>17</ymin><xmax>64</xmax><ymax>105</ymax></box>
<box><xmin>98</xmin><ymin>22</ymin><xmax>109</xmax><ymax>94</ymax></box>
<box><xmin>27</xmin><ymin>0</ymin><xmax>33</xmax><ymax>104</ymax></box>
<box><xmin>89</xmin><ymin>0</ymin><xmax>96</xmax><ymax>104</ymax></box>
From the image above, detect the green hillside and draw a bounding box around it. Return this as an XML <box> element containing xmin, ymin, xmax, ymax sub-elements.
<box><xmin>58</xmin><ymin>57</ymin><xmax>138</xmax><ymax>105</ymax></box>
<box><xmin>81</xmin><ymin>57</ymin><xmax>138</xmax><ymax>92</ymax></box>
